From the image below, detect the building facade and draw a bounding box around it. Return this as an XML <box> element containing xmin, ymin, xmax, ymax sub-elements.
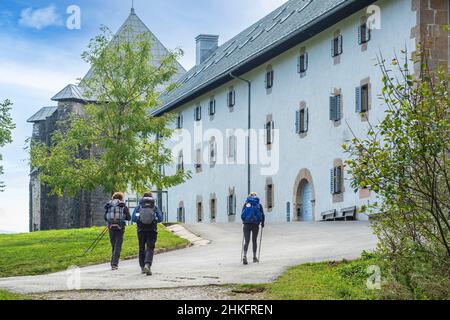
<box><xmin>158</xmin><ymin>0</ymin><xmax>449</xmax><ymax>224</ymax></box>
<box><xmin>27</xmin><ymin>8</ymin><xmax>186</xmax><ymax>231</ymax></box>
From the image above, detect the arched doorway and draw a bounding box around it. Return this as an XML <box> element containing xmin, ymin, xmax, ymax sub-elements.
<box><xmin>298</xmin><ymin>180</ymin><xmax>313</xmax><ymax>221</ymax></box>
<box><xmin>293</xmin><ymin>168</ymin><xmax>316</xmax><ymax>222</ymax></box>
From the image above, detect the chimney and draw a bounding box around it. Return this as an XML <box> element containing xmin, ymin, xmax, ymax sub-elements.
<box><xmin>196</xmin><ymin>34</ymin><xmax>219</xmax><ymax>65</ymax></box>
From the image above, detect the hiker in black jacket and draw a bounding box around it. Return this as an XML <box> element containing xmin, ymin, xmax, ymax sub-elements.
<box><xmin>104</xmin><ymin>192</ymin><xmax>131</xmax><ymax>270</ymax></box>
<box><xmin>131</xmin><ymin>192</ymin><xmax>164</xmax><ymax>276</ymax></box>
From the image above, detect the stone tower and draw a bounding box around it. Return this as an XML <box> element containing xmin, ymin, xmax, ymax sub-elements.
<box><xmin>28</xmin><ymin>8</ymin><xmax>186</xmax><ymax>231</ymax></box>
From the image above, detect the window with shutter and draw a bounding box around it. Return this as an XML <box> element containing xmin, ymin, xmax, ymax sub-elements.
<box><xmin>209</xmin><ymin>97</ymin><xmax>216</xmax><ymax>116</ymax></box>
<box><xmin>265</xmin><ymin>69</ymin><xmax>274</xmax><ymax>89</ymax></box>
<box><xmin>332</xmin><ymin>35</ymin><xmax>343</xmax><ymax>57</ymax></box>
<box><xmin>228</xmin><ymin>88</ymin><xmax>235</xmax><ymax>107</ymax></box>
<box><xmin>331</xmin><ymin>166</ymin><xmax>343</xmax><ymax>194</ymax></box>
<box><xmin>210</xmin><ymin>139</ymin><xmax>217</xmax><ymax>165</ymax></box>
<box><xmin>361</xmin><ymin>84</ymin><xmax>369</xmax><ymax>112</ymax></box>
<box><xmin>358</xmin><ymin>23</ymin><xmax>371</xmax><ymax>44</ymax></box>
<box><xmin>299</xmin><ymin>109</ymin><xmax>308</xmax><ymax>133</ymax></box>
<box><xmin>330</xmin><ymin>168</ymin><xmax>335</xmax><ymax>194</ymax></box>
<box><xmin>299</xmin><ymin>52</ymin><xmax>308</xmax><ymax>73</ymax></box>
<box><xmin>295</xmin><ymin>110</ymin><xmax>301</xmax><ymax>134</ymax></box>
<box><xmin>177</xmin><ymin>151</ymin><xmax>184</xmax><ymax>172</ymax></box>
<box><xmin>195</xmin><ymin>106</ymin><xmax>202</xmax><ymax>121</ymax></box>
<box><xmin>265</xmin><ymin>121</ymin><xmax>273</xmax><ymax>145</ymax></box>
<box><xmin>330</xmin><ymin>95</ymin><xmax>341</xmax><ymax>121</ymax></box>
<box><xmin>355</xmin><ymin>87</ymin><xmax>362</xmax><ymax>113</ymax></box>
<box><xmin>177</xmin><ymin>113</ymin><xmax>183</xmax><ymax>129</ymax></box>
<box><xmin>228</xmin><ymin>135</ymin><xmax>236</xmax><ymax>160</ymax></box>
<box><xmin>195</xmin><ymin>148</ymin><xmax>202</xmax><ymax>170</ymax></box>
<box><xmin>266</xmin><ymin>184</ymin><xmax>274</xmax><ymax>209</ymax></box>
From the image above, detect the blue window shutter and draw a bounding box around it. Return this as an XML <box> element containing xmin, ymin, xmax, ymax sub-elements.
<box><xmin>358</xmin><ymin>25</ymin><xmax>362</xmax><ymax>45</ymax></box>
<box><xmin>338</xmin><ymin>35</ymin><xmax>343</xmax><ymax>54</ymax></box>
<box><xmin>330</xmin><ymin>96</ymin><xmax>336</xmax><ymax>121</ymax></box>
<box><xmin>295</xmin><ymin>110</ymin><xmax>300</xmax><ymax>133</ymax></box>
<box><xmin>271</xmin><ymin>121</ymin><xmax>275</xmax><ymax>143</ymax></box>
<box><xmin>336</xmin><ymin>166</ymin><xmax>342</xmax><ymax>193</ymax></box>
<box><xmin>305</xmin><ymin>52</ymin><xmax>308</xmax><ymax>71</ymax></box>
<box><xmin>331</xmin><ymin>39</ymin><xmax>335</xmax><ymax>57</ymax></box>
<box><xmin>305</xmin><ymin>108</ymin><xmax>309</xmax><ymax>132</ymax></box>
<box><xmin>366</xmin><ymin>25</ymin><xmax>371</xmax><ymax>42</ymax></box>
<box><xmin>297</xmin><ymin>55</ymin><xmax>301</xmax><ymax>73</ymax></box>
<box><xmin>227</xmin><ymin>195</ymin><xmax>229</xmax><ymax>215</ymax></box>
<box><xmin>336</xmin><ymin>95</ymin><xmax>341</xmax><ymax>120</ymax></box>
<box><xmin>355</xmin><ymin>87</ymin><xmax>361</xmax><ymax>113</ymax></box>
<box><xmin>330</xmin><ymin>168</ymin><xmax>335</xmax><ymax>194</ymax></box>
<box><xmin>232</xmin><ymin>193</ymin><xmax>236</xmax><ymax>215</ymax></box>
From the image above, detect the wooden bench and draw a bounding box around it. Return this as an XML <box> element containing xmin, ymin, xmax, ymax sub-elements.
<box><xmin>321</xmin><ymin>209</ymin><xmax>336</xmax><ymax>221</ymax></box>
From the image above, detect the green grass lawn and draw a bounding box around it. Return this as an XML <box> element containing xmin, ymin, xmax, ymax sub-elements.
<box><xmin>0</xmin><ymin>224</ymin><xmax>189</xmax><ymax>278</ymax></box>
<box><xmin>0</xmin><ymin>289</ymin><xmax>31</xmax><ymax>300</ymax></box>
<box><xmin>234</xmin><ymin>253</ymin><xmax>380</xmax><ymax>300</ymax></box>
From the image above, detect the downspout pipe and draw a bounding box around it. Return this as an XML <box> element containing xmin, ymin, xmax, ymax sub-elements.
<box><xmin>229</xmin><ymin>72</ymin><xmax>251</xmax><ymax>195</ymax></box>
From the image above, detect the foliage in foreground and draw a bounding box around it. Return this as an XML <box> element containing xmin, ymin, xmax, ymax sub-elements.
<box><xmin>0</xmin><ymin>289</ymin><xmax>30</xmax><ymax>301</ymax></box>
<box><xmin>0</xmin><ymin>224</ymin><xmax>188</xmax><ymax>278</ymax></box>
<box><xmin>30</xmin><ymin>27</ymin><xmax>190</xmax><ymax>196</ymax></box>
<box><xmin>0</xmin><ymin>99</ymin><xmax>15</xmax><ymax>191</ymax></box>
<box><xmin>344</xmin><ymin>50</ymin><xmax>450</xmax><ymax>299</ymax></box>
<box><xmin>235</xmin><ymin>252</ymin><xmax>380</xmax><ymax>300</ymax></box>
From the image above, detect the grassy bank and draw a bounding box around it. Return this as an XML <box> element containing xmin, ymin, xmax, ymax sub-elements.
<box><xmin>0</xmin><ymin>224</ymin><xmax>189</xmax><ymax>278</ymax></box>
<box><xmin>234</xmin><ymin>253</ymin><xmax>379</xmax><ymax>300</ymax></box>
<box><xmin>0</xmin><ymin>289</ymin><xmax>30</xmax><ymax>300</ymax></box>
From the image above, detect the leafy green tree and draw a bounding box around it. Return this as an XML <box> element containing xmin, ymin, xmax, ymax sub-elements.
<box><xmin>31</xmin><ymin>27</ymin><xmax>190</xmax><ymax>196</ymax></box>
<box><xmin>0</xmin><ymin>99</ymin><xmax>15</xmax><ymax>191</ymax></box>
<box><xmin>344</xmin><ymin>51</ymin><xmax>450</xmax><ymax>299</ymax></box>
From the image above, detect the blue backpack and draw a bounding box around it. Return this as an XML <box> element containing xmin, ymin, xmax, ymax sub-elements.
<box><xmin>241</xmin><ymin>197</ymin><xmax>262</xmax><ymax>224</ymax></box>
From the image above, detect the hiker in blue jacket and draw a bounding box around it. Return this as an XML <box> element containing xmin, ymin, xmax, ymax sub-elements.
<box><xmin>241</xmin><ymin>192</ymin><xmax>265</xmax><ymax>265</ymax></box>
<box><xmin>132</xmin><ymin>192</ymin><xmax>164</xmax><ymax>276</ymax></box>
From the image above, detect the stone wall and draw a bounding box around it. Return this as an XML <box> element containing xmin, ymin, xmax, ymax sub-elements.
<box><xmin>412</xmin><ymin>0</ymin><xmax>449</xmax><ymax>72</ymax></box>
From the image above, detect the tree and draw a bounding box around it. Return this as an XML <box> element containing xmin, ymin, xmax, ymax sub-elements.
<box><xmin>31</xmin><ymin>27</ymin><xmax>190</xmax><ymax>196</ymax></box>
<box><xmin>0</xmin><ymin>99</ymin><xmax>15</xmax><ymax>191</ymax></box>
<box><xmin>343</xmin><ymin>50</ymin><xmax>450</xmax><ymax>299</ymax></box>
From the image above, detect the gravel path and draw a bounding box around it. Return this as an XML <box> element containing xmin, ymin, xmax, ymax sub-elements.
<box><xmin>34</xmin><ymin>286</ymin><xmax>265</xmax><ymax>300</ymax></box>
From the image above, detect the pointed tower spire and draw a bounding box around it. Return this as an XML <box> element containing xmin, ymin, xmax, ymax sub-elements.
<box><xmin>131</xmin><ymin>0</ymin><xmax>135</xmax><ymax>14</ymax></box>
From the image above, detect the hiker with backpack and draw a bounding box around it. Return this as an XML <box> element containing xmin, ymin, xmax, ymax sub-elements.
<box><xmin>132</xmin><ymin>192</ymin><xmax>164</xmax><ymax>276</ymax></box>
<box><xmin>104</xmin><ymin>192</ymin><xmax>131</xmax><ymax>271</ymax></box>
<box><xmin>241</xmin><ymin>192</ymin><xmax>265</xmax><ymax>265</ymax></box>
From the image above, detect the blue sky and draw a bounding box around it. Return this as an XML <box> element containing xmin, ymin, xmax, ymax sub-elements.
<box><xmin>0</xmin><ymin>0</ymin><xmax>287</xmax><ymax>232</ymax></box>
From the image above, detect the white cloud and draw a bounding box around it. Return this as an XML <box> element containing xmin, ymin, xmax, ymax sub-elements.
<box><xmin>19</xmin><ymin>5</ymin><xmax>63</xmax><ymax>30</ymax></box>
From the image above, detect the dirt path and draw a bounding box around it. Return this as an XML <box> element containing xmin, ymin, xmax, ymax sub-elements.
<box><xmin>34</xmin><ymin>285</ymin><xmax>265</xmax><ymax>300</ymax></box>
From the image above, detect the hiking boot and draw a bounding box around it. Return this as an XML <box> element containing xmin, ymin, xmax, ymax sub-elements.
<box><xmin>141</xmin><ymin>268</ymin><xmax>146</xmax><ymax>274</ymax></box>
<box><xmin>111</xmin><ymin>265</ymin><xmax>118</xmax><ymax>271</ymax></box>
<box><xmin>144</xmin><ymin>263</ymin><xmax>152</xmax><ymax>276</ymax></box>
<box><xmin>243</xmin><ymin>257</ymin><xmax>248</xmax><ymax>265</ymax></box>
<box><xmin>253</xmin><ymin>257</ymin><xmax>259</xmax><ymax>263</ymax></box>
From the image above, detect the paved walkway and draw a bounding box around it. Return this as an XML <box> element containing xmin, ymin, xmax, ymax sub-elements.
<box><xmin>0</xmin><ymin>222</ymin><xmax>377</xmax><ymax>294</ymax></box>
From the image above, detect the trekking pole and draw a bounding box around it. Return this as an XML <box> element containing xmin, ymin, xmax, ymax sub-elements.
<box><xmin>83</xmin><ymin>227</ymin><xmax>108</xmax><ymax>256</ymax></box>
<box><xmin>258</xmin><ymin>226</ymin><xmax>264</xmax><ymax>262</ymax></box>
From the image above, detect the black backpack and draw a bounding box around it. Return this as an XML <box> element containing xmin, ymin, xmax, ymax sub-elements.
<box><xmin>138</xmin><ymin>197</ymin><xmax>156</xmax><ymax>225</ymax></box>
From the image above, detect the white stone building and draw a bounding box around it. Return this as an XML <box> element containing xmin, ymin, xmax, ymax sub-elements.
<box><xmin>156</xmin><ymin>0</ymin><xmax>449</xmax><ymax>224</ymax></box>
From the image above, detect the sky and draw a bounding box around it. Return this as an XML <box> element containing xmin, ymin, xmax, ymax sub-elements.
<box><xmin>0</xmin><ymin>0</ymin><xmax>287</xmax><ymax>232</ymax></box>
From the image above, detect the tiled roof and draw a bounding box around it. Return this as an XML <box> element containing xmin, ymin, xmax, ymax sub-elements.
<box><xmin>82</xmin><ymin>8</ymin><xmax>186</xmax><ymax>84</ymax></box>
<box><xmin>51</xmin><ymin>84</ymin><xmax>86</xmax><ymax>102</ymax></box>
<box><xmin>157</xmin><ymin>0</ymin><xmax>373</xmax><ymax>114</ymax></box>
<box><xmin>51</xmin><ymin>8</ymin><xmax>187</xmax><ymax>103</ymax></box>
<box><xmin>27</xmin><ymin>106</ymin><xmax>58</xmax><ymax>123</ymax></box>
